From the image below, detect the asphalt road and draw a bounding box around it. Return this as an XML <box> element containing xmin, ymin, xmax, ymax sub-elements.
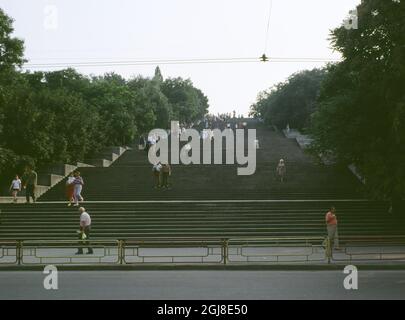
<box><xmin>0</xmin><ymin>270</ymin><xmax>404</xmax><ymax>300</ymax></box>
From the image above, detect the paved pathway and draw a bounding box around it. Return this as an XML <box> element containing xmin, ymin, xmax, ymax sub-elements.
<box><xmin>0</xmin><ymin>270</ymin><xmax>404</xmax><ymax>300</ymax></box>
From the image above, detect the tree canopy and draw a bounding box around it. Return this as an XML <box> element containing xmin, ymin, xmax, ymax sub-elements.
<box><xmin>0</xmin><ymin>8</ymin><xmax>209</xmax><ymax>186</ymax></box>
<box><xmin>310</xmin><ymin>0</ymin><xmax>405</xmax><ymax>200</ymax></box>
<box><xmin>250</xmin><ymin>68</ymin><xmax>326</xmax><ymax>131</ymax></box>
<box><xmin>161</xmin><ymin>78</ymin><xmax>209</xmax><ymax>126</ymax></box>
<box><xmin>250</xmin><ymin>0</ymin><xmax>405</xmax><ymax>201</ymax></box>
<box><xmin>0</xmin><ymin>8</ymin><xmax>25</xmax><ymax>77</ymax></box>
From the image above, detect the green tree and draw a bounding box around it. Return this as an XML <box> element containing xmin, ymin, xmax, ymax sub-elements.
<box><xmin>0</xmin><ymin>8</ymin><xmax>25</xmax><ymax>77</ymax></box>
<box><xmin>0</xmin><ymin>8</ymin><xmax>26</xmax><ymax>183</ymax></box>
<box><xmin>0</xmin><ymin>7</ymin><xmax>212</xmax><ymax>192</ymax></box>
<box><xmin>250</xmin><ymin>68</ymin><xmax>326</xmax><ymax>130</ymax></box>
<box><xmin>88</xmin><ymin>73</ymin><xmax>137</xmax><ymax>146</ymax></box>
<box><xmin>310</xmin><ymin>0</ymin><xmax>405</xmax><ymax>200</ymax></box>
<box><xmin>128</xmin><ymin>76</ymin><xmax>169</xmax><ymax>131</ymax></box>
<box><xmin>161</xmin><ymin>77</ymin><xmax>209</xmax><ymax>125</ymax></box>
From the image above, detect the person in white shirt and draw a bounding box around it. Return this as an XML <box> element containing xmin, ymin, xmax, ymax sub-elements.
<box><xmin>9</xmin><ymin>175</ymin><xmax>22</xmax><ymax>203</ymax></box>
<box><xmin>66</xmin><ymin>173</ymin><xmax>75</xmax><ymax>207</ymax></box>
<box><xmin>76</xmin><ymin>207</ymin><xmax>93</xmax><ymax>255</ymax></box>
<box><xmin>152</xmin><ymin>162</ymin><xmax>162</xmax><ymax>188</ymax></box>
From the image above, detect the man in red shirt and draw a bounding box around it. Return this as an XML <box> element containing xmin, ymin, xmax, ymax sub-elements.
<box><xmin>325</xmin><ymin>207</ymin><xmax>340</xmax><ymax>250</ymax></box>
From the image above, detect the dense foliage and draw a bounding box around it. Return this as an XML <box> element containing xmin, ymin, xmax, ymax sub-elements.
<box><xmin>310</xmin><ymin>0</ymin><xmax>405</xmax><ymax>200</ymax></box>
<box><xmin>250</xmin><ymin>0</ymin><xmax>405</xmax><ymax>201</ymax></box>
<box><xmin>0</xmin><ymin>9</ymin><xmax>209</xmax><ymax>183</ymax></box>
<box><xmin>250</xmin><ymin>68</ymin><xmax>326</xmax><ymax>131</ymax></box>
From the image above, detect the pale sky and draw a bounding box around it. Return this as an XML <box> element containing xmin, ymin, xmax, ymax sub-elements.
<box><xmin>0</xmin><ymin>0</ymin><xmax>361</xmax><ymax>116</ymax></box>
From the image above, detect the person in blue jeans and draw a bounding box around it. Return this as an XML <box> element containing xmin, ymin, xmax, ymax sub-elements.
<box><xmin>72</xmin><ymin>171</ymin><xmax>84</xmax><ymax>206</ymax></box>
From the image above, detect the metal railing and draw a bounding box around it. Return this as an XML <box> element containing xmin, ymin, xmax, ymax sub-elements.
<box><xmin>122</xmin><ymin>238</ymin><xmax>226</xmax><ymax>264</ymax></box>
<box><xmin>19</xmin><ymin>240</ymin><xmax>120</xmax><ymax>265</ymax></box>
<box><xmin>1</xmin><ymin>236</ymin><xmax>405</xmax><ymax>266</ymax></box>
<box><xmin>227</xmin><ymin>237</ymin><xmax>327</xmax><ymax>263</ymax></box>
<box><xmin>0</xmin><ymin>240</ymin><xmax>18</xmax><ymax>265</ymax></box>
<box><xmin>330</xmin><ymin>236</ymin><xmax>405</xmax><ymax>262</ymax></box>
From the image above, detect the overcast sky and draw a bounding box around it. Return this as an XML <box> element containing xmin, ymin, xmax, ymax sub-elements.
<box><xmin>0</xmin><ymin>0</ymin><xmax>360</xmax><ymax>116</ymax></box>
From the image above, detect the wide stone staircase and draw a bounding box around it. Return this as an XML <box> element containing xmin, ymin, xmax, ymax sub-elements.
<box><xmin>0</xmin><ymin>201</ymin><xmax>401</xmax><ymax>240</ymax></box>
<box><xmin>0</xmin><ymin>124</ymin><xmax>403</xmax><ymax>241</ymax></box>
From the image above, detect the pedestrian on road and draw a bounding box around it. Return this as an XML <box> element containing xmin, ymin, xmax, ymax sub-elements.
<box><xmin>72</xmin><ymin>171</ymin><xmax>84</xmax><ymax>206</ymax></box>
<box><xmin>276</xmin><ymin>159</ymin><xmax>286</xmax><ymax>182</ymax></box>
<box><xmin>22</xmin><ymin>166</ymin><xmax>37</xmax><ymax>204</ymax></box>
<box><xmin>9</xmin><ymin>174</ymin><xmax>22</xmax><ymax>203</ymax></box>
<box><xmin>325</xmin><ymin>207</ymin><xmax>340</xmax><ymax>250</ymax></box>
<box><xmin>161</xmin><ymin>163</ymin><xmax>172</xmax><ymax>189</ymax></box>
<box><xmin>76</xmin><ymin>207</ymin><xmax>93</xmax><ymax>255</ymax></box>
<box><xmin>66</xmin><ymin>173</ymin><xmax>75</xmax><ymax>206</ymax></box>
<box><xmin>152</xmin><ymin>162</ymin><xmax>162</xmax><ymax>188</ymax></box>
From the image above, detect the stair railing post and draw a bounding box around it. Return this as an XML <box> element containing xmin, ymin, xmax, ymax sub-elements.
<box><xmin>325</xmin><ymin>237</ymin><xmax>332</xmax><ymax>264</ymax></box>
<box><xmin>222</xmin><ymin>239</ymin><xmax>229</xmax><ymax>265</ymax></box>
<box><xmin>16</xmin><ymin>240</ymin><xmax>23</xmax><ymax>266</ymax></box>
<box><xmin>118</xmin><ymin>240</ymin><xmax>125</xmax><ymax>265</ymax></box>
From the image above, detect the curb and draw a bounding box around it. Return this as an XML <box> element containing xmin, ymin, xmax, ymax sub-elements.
<box><xmin>1</xmin><ymin>263</ymin><xmax>405</xmax><ymax>272</ymax></box>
